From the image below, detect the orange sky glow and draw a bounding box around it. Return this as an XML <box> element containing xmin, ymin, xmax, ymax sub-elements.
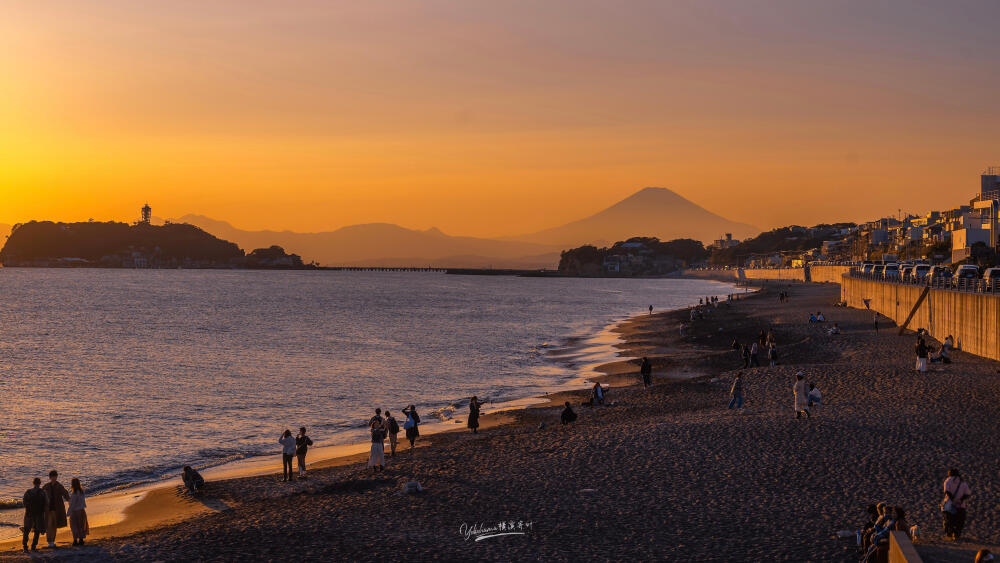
<box><xmin>2</xmin><ymin>1</ymin><xmax>1000</xmax><ymax>237</ymax></box>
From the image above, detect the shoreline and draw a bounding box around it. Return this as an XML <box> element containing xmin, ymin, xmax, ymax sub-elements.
<box><xmin>0</xmin><ymin>288</ymin><xmax>740</xmax><ymax>551</ymax></box>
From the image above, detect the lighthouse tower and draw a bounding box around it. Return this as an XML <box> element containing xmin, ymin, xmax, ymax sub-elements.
<box><xmin>140</xmin><ymin>203</ymin><xmax>152</xmax><ymax>225</ymax></box>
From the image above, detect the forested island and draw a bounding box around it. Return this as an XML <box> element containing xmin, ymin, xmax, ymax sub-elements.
<box><xmin>0</xmin><ymin>221</ymin><xmax>311</xmax><ymax>269</ymax></box>
<box><xmin>558</xmin><ymin>237</ymin><xmax>707</xmax><ymax>276</ymax></box>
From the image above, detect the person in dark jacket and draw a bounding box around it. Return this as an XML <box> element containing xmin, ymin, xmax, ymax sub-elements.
<box><xmin>640</xmin><ymin>357</ymin><xmax>652</xmax><ymax>387</ymax></box>
<box><xmin>560</xmin><ymin>401</ymin><xmax>577</xmax><ymax>425</ymax></box>
<box><xmin>295</xmin><ymin>427</ymin><xmax>313</xmax><ymax>478</ymax></box>
<box><xmin>402</xmin><ymin>405</ymin><xmax>420</xmax><ymax>451</ymax></box>
<box><xmin>22</xmin><ymin>478</ymin><xmax>46</xmax><ymax>552</ymax></box>
<box><xmin>468</xmin><ymin>396</ymin><xmax>483</xmax><ymax>434</ymax></box>
<box><xmin>42</xmin><ymin>470</ymin><xmax>69</xmax><ymax>548</ymax></box>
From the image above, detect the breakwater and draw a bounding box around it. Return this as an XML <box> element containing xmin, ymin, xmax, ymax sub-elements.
<box><xmin>841</xmin><ymin>274</ymin><xmax>1000</xmax><ymax>362</ymax></box>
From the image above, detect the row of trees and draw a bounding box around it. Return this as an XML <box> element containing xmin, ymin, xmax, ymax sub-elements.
<box><xmin>558</xmin><ymin>237</ymin><xmax>709</xmax><ymax>276</ymax></box>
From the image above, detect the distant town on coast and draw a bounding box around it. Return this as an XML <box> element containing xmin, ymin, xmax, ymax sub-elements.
<box><xmin>4</xmin><ymin>168</ymin><xmax>1000</xmax><ymax>275</ymax></box>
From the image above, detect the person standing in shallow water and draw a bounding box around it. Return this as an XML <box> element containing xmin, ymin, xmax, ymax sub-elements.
<box><xmin>468</xmin><ymin>396</ymin><xmax>483</xmax><ymax>434</ymax></box>
<box><xmin>279</xmin><ymin>430</ymin><xmax>297</xmax><ymax>482</ymax></box>
<box><xmin>402</xmin><ymin>405</ymin><xmax>420</xmax><ymax>452</ymax></box>
<box><xmin>21</xmin><ymin>477</ymin><xmax>46</xmax><ymax>552</ymax></box>
<box><xmin>793</xmin><ymin>372</ymin><xmax>810</xmax><ymax>419</ymax></box>
<box><xmin>68</xmin><ymin>478</ymin><xmax>88</xmax><ymax>546</ymax></box>
<box><xmin>640</xmin><ymin>357</ymin><xmax>652</xmax><ymax>387</ymax></box>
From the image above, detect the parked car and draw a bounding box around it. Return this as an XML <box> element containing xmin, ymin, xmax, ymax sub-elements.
<box><xmin>884</xmin><ymin>263</ymin><xmax>901</xmax><ymax>279</ymax></box>
<box><xmin>913</xmin><ymin>264</ymin><xmax>931</xmax><ymax>280</ymax></box>
<box><xmin>929</xmin><ymin>265</ymin><xmax>953</xmax><ymax>279</ymax></box>
<box><xmin>873</xmin><ymin>265</ymin><xmax>886</xmax><ymax>277</ymax></box>
<box><xmin>862</xmin><ymin>262</ymin><xmax>875</xmax><ymax>274</ymax></box>
<box><xmin>955</xmin><ymin>264</ymin><xmax>980</xmax><ymax>279</ymax></box>
<box><xmin>901</xmin><ymin>266</ymin><xmax>914</xmax><ymax>280</ymax></box>
<box><xmin>983</xmin><ymin>267</ymin><xmax>1000</xmax><ymax>282</ymax></box>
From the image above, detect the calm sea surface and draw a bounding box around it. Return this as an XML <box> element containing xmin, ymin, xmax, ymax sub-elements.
<box><xmin>0</xmin><ymin>269</ymin><xmax>734</xmax><ymax>500</ymax></box>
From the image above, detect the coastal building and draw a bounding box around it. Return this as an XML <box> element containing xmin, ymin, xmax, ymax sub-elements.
<box><xmin>982</xmin><ymin>166</ymin><xmax>1000</xmax><ymax>199</ymax></box>
<box><xmin>711</xmin><ymin>233</ymin><xmax>739</xmax><ymax>250</ymax></box>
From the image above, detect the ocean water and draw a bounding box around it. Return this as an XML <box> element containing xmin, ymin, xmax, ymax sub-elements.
<box><xmin>0</xmin><ymin>269</ymin><xmax>734</xmax><ymax>501</ymax></box>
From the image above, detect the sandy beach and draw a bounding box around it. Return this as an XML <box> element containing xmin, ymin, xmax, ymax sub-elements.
<box><xmin>3</xmin><ymin>282</ymin><xmax>999</xmax><ymax>561</ymax></box>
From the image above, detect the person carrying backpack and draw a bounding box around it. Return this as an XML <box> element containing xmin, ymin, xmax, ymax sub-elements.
<box><xmin>402</xmin><ymin>405</ymin><xmax>420</xmax><ymax>452</ymax></box>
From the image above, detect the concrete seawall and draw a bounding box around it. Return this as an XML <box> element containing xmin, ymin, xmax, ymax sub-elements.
<box><xmin>740</xmin><ymin>268</ymin><xmax>806</xmax><ymax>282</ymax></box>
<box><xmin>809</xmin><ymin>265</ymin><xmax>852</xmax><ymax>284</ymax></box>
<box><xmin>841</xmin><ymin>275</ymin><xmax>1000</xmax><ymax>362</ymax></box>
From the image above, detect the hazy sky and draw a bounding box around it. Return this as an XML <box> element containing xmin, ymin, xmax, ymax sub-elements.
<box><xmin>2</xmin><ymin>1</ymin><xmax>1000</xmax><ymax>236</ymax></box>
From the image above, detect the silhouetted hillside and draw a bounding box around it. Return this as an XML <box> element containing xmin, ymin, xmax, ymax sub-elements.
<box><xmin>0</xmin><ymin>221</ymin><xmax>244</xmax><ymax>267</ymax></box>
<box><xmin>513</xmin><ymin>187</ymin><xmax>758</xmax><ymax>247</ymax></box>
<box><xmin>559</xmin><ymin>237</ymin><xmax>708</xmax><ymax>276</ymax></box>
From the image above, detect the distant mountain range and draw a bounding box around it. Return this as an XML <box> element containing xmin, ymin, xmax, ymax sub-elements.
<box><xmin>173</xmin><ymin>188</ymin><xmax>758</xmax><ymax>267</ymax></box>
<box><xmin>510</xmin><ymin>187</ymin><xmax>758</xmax><ymax>247</ymax></box>
<box><xmin>173</xmin><ymin>216</ymin><xmax>562</xmax><ymax>269</ymax></box>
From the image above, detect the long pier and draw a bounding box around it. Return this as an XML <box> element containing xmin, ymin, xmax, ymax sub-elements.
<box><xmin>323</xmin><ymin>266</ymin><xmax>447</xmax><ymax>272</ymax></box>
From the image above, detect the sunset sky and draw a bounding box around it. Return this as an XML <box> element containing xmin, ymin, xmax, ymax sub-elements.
<box><xmin>2</xmin><ymin>1</ymin><xmax>1000</xmax><ymax>237</ymax></box>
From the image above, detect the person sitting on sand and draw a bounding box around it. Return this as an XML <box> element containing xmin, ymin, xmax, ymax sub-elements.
<box><xmin>817</xmin><ymin>311</ymin><xmax>826</xmax><ymax>322</ymax></box>
<box><xmin>808</xmin><ymin>313</ymin><xmax>817</xmax><ymax>323</ymax></box>
<box><xmin>68</xmin><ymin>478</ymin><xmax>89</xmax><ymax>547</ymax></box>
<box><xmin>793</xmin><ymin>372</ymin><xmax>810</xmax><ymax>419</ymax></box>
<box><xmin>182</xmin><ymin>466</ymin><xmax>205</xmax><ymax>494</ymax></box>
<box><xmin>279</xmin><ymin>430</ymin><xmax>297</xmax><ymax>482</ymax></box>
<box><xmin>727</xmin><ymin>373</ymin><xmax>743</xmax><ymax>411</ymax></box>
<box><xmin>561</xmin><ymin>401</ymin><xmax>577</xmax><ymax>425</ymax></box>
<box><xmin>21</xmin><ymin>477</ymin><xmax>46</xmax><ymax>552</ymax></box>
<box><xmin>295</xmin><ymin>427</ymin><xmax>313</xmax><ymax>478</ymax></box>
<box><xmin>468</xmin><ymin>396</ymin><xmax>483</xmax><ymax>434</ymax></box>
<box><xmin>402</xmin><ymin>405</ymin><xmax>420</xmax><ymax>452</ymax></box>
<box><xmin>640</xmin><ymin>357</ymin><xmax>652</xmax><ymax>387</ymax></box>
<box><xmin>828</xmin><ymin>323</ymin><xmax>840</xmax><ymax>335</ymax></box>
<box><xmin>591</xmin><ymin>382</ymin><xmax>605</xmax><ymax>406</ymax></box>
<box><xmin>807</xmin><ymin>383</ymin><xmax>821</xmax><ymax>407</ymax></box>
<box><xmin>384</xmin><ymin>411</ymin><xmax>400</xmax><ymax>457</ymax></box>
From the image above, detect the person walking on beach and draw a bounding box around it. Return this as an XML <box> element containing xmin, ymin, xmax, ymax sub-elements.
<box><xmin>749</xmin><ymin>342</ymin><xmax>760</xmax><ymax>367</ymax></box>
<box><xmin>468</xmin><ymin>396</ymin><xmax>483</xmax><ymax>434</ymax></box>
<box><xmin>741</xmin><ymin>344</ymin><xmax>751</xmax><ymax>368</ymax></box>
<box><xmin>402</xmin><ymin>405</ymin><xmax>420</xmax><ymax>452</ymax></box>
<box><xmin>942</xmin><ymin>468</ymin><xmax>971</xmax><ymax>540</ymax></box>
<box><xmin>873</xmin><ymin>312</ymin><xmax>880</xmax><ymax>333</ymax></box>
<box><xmin>561</xmin><ymin>401</ymin><xmax>577</xmax><ymax>425</ymax></box>
<box><xmin>384</xmin><ymin>411</ymin><xmax>400</xmax><ymax>457</ymax></box>
<box><xmin>793</xmin><ymin>372</ymin><xmax>810</xmax><ymax>419</ymax></box>
<box><xmin>649</xmin><ymin>305</ymin><xmax>653</xmax><ymax>315</ymax></box>
<box><xmin>21</xmin><ymin>477</ymin><xmax>46</xmax><ymax>552</ymax></box>
<box><xmin>296</xmin><ymin>427</ymin><xmax>313</xmax><ymax>478</ymax></box>
<box><xmin>68</xmin><ymin>478</ymin><xmax>88</xmax><ymax>547</ymax></box>
<box><xmin>767</xmin><ymin>343</ymin><xmax>778</xmax><ymax>366</ymax></box>
<box><xmin>182</xmin><ymin>466</ymin><xmax>205</xmax><ymax>494</ymax></box>
<box><xmin>42</xmin><ymin>470</ymin><xmax>69</xmax><ymax>548</ymax></box>
<box><xmin>728</xmin><ymin>373</ymin><xmax>744</xmax><ymax>411</ymax></box>
<box><xmin>915</xmin><ymin>337</ymin><xmax>930</xmax><ymax>372</ymax></box>
<box><xmin>640</xmin><ymin>357</ymin><xmax>652</xmax><ymax>387</ymax></box>
<box><xmin>279</xmin><ymin>430</ymin><xmax>297</xmax><ymax>482</ymax></box>
<box><xmin>368</xmin><ymin>415</ymin><xmax>386</xmax><ymax>472</ymax></box>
